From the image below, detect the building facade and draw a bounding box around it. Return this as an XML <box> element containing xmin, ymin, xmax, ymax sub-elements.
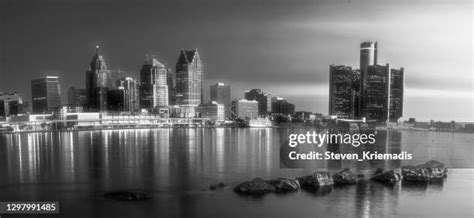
<box><xmin>175</xmin><ymin>49</ymin><xmax>202</xmax><ymax>107</ymax></box>
<box><xmin>389</xmin><ymin>68</ymin><xmax>404</xmax><ymax>122</ymax></box>
<box><xmin>31</xmin><ymin>76</ymin><xmax>61</xmax><ymax>113</ymax></box>
<box><xmin>67</xmin><ymin>86</ymin><xmax>87</xmax><ymax>107</ymax></box>
<box><xmin>232</xmin><ymin>99</ymin><xmax>259</xmax><ymax>120</ymax></box>
<box><xmin>140</xmin><ymin>57</ymin><xmax>169</xmax><ymax>109</ymax></box>
<box><xmin>85</xmin><ymin>46</ymin><xmax>113</xmax><ymax>111</ymax></box>
<box><xmin>328</xmin><ymin>65</ymin><xmax>361</xmax><ymax>118</ymax></box>
<box><xmin>359</xmin><ymin>41</ymin><xmax>377</xmax><ymax>114</ymax></box>
<box><xmin>364</xmin><ymin>64</ymin><xmax>390</xmax><ymax>121</ymax></box>
<box><xmin>107</xmin><ymin>88</ymin><xmax>126</xmax><ymax>111</ymax></box>
<box><xmin>271</xmin><ymin>97</ymin><xmax>295</xmax><ymax>116</ymax></box>
<box><xmin>244</xmin><ymin>89</ymin><xmax>271</xmax><ymax>115</ymax></box>
<box><xmin>328</xmin><ymin>42</ymin><xmax>404</xmax><ymax>123</ymax></box>
<box><xmin>196</xmin><ymin>101</ymin><xmax>225</xmax><ymax>121</ymax></box>
<box><xmin>0</xmin><ymin>92</ymin><xmax>24</xmax><ymax>117</ymax></box>
<box><xmin>210</xmin><ymin>83</ymin><xmax>231</xmax><ymax>119</ymax></box>
<box><xmin>117</xmin><ymin>77</ymin><xmax>140</xmax><ymax>112</ymax></box>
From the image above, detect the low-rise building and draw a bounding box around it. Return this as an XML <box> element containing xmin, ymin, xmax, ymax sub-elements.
<box><xmin>232</xmin><ymin>99</ymin><xmax>258</xmax><ymax>120</ymax></box>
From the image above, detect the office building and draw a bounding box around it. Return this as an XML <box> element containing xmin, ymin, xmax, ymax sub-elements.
<box><xmin>364</xmin><ymin>64</ymin><xmax>390</xmax><ymax>121</ymax></box>
<box><xmin>328</xmin><ymin>65</ymin><xmax>360</xmax><ymax>118</ymax></box>
<box><xmin>0</xmin><ymin>92</ymin><xmax>24</xmax><ymax>117</ymax></box>
<box><xmin>85</xmin><ymin>45</ymin><xmax>113</xmax><ymax>111</ymax></box>
<box><xmin>175</xmin><ymin>49</ymin><xmax>203</xmax><ymax>107</ymax></box>
<box><xmin>328</xmin><ymin>42</ymin><xmax>404</xmax><ymax>122</ymax></box>
<box><xmin>107</xmin><ymin>88</ymin><xmax>125</xmax><ymax>111</ymax></box>
<box><xmin>31</xmin><ymin>76</ymin><xmax>61</xmax><ymax>113</ymax></box>
<box><xmin>271</xmin><ymin>97</ymin><xmax>295</xmax><ymax>116</ymax></box>
<box><xmin>67</xmin><ymin>86</ymin><xmax>87</xmax><ymax>107</ymax></box>
<box><xmin>196</xmin><ymin>101</ymin><xmax>225</xmax><ymax>121</ymax></box>
<box><xmin>232</xmin><ymin>99</ymin><xmax>258</xmax><ymax>120</ymax></box>
<box><xmin>244</xmin><ymin>89</ymin><xmax>271</xmax><ymax>115</ymax></box>
<box><xmin>389</xmin><ymin>68</ymin><xmax>404</xmax><ymax>122</ymax></box>
<box><xmin>167</xmin><ymin>68</ymin><xmax>176</xmax><ymax>105</ymax></box>
<box><xmin>117</xmin><ymin>77</ymin><xmax>140</xmax><ymax>112</ymax></box>
<box><xmin>210</xmin><ymin>83</ymin><xmax>231</xmax><ymax>119</ymax></box>
<box><xmin>140</xmin><ymin>57</ymin><xmax>169</xmax><ymax>109</ymax></box>
<box><xmin>359</xmin><ymin>41</ymin><xmax>377</xmax><ymax>113</ymax></box>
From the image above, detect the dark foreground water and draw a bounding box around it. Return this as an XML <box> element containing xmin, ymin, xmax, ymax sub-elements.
<box><xmin>0</xmin><ymin>128</ymin><xmax>473</xmax><ymax>218</ymax></box>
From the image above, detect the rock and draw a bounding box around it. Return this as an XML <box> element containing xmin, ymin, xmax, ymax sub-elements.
<box><xmin>210</xmin><ymin>182</ymin><xmax>227</xmax><ymax>190</ymax></box>
<box><xmin>371</xmin><ymin>170</ymin><xmax>401</xmax><ymax>186</ymax></box>
<box><xmin>402</xmin><ymin>167</ymin><xmax>430</xmax><ymax>183</ymax></box>
<box><xmin>296</xmin><ymin>171</ymin><xmax>333</xmax><ymax>189</ymax></box>
<box><xmin>402</xmin><ymin>160</ymin><xmax>447</xmax><ymax>184</ymax></box>
<box><xmin>420</xmin><ymin>160</ymin><xmax>448</xmax><ymax>178</ymax></box>
<box><xmin>104</xmin><ymin>191</ymin><xmax>150</xmax><ymax>201</ymax></box>
<box><xmin>234</xmin><ymin>178</ymin><xmax>275</xmax><ymax>195</ymax></box>
<box><xmin>333</xmin><ymin>168</ymin><xmax>358</xmax><ymax>186</ymax></box>
<box><xmin>266</xmin><ymin>178</ymin><xmax>300</xmax><ymax>193</ymax></box>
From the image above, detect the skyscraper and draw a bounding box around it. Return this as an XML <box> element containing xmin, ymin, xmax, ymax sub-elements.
<box><xmin>31</xmin><ymin>76</ymin><xmax>61</xmax><ymax>113</ymax></box>
<box><xmin>389</xmin><ymin>68</ymin><xmax>404</xmax><ymax>122</ymax></box>
<box><xmin>85</xmin><ymin>45</ymin><xmax>112</xmax><ymax>111</ymax></box>
<box><xmin>328</xmin><ymin>42</ymin><xmax>403</xmax><ymax>122</ymax></box>
<box><xmin>175</xmin><ymin>49</ymin><xmax>202</xmax><ymax>107</ymax></box>
<box><xmin>244</xmin><ymin>89</ymin><xmax>271</xmax><ymax>115</ymax></box>
<box><xmin>210</xmin><ymin>83</ymin><xmax>231</xmax><ymax>119</ymax></box>
<box><xmin>328</xmin><ymin>65</ymin><xmax>360</xmax><ymax>118</ymax></box>
<box><xmin>360</xmin><ymin>41</ymin><xmax>377</xmax><ymax>77</ymax></box>
<box><xmin>167</xmin><ymin>68</ymin><xmax>176</xmax><ymax>105</ymax></box>
<box><xmin>117</xmin><ymin>77</ymin><xmax>140</xmax><ymax>112</ymax></box>
<box><xmin>359</xmin><ymin>41</ymin><xmax>377</xmax><ymax>113</ymax></box>
<box><xmin>364</xmin><ymin>64</ymin><xmax>390</xmax><ymax>122</ymax></box>
<box><xmin>140</xmin><ymin>57</ymin><xmax>169</xmax><ymax>109</ymax></box>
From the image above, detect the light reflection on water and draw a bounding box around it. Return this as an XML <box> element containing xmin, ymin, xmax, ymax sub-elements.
<box><xmin>0</xmin><ymin>128</ymin><xmax>473</xmax><ymax>218</ymax></box>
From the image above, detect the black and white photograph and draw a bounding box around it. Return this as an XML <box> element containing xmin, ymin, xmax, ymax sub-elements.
<box><xmin>0</xmin><ymin>0</ymin><xmax>473</xmax><ymax>217</ymax></box>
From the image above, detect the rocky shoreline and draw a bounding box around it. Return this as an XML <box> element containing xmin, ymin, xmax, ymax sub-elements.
<box><xmin>226</xmin><ymin>160</ymin><xmax>447</xmax><ymax>196</ymax></box>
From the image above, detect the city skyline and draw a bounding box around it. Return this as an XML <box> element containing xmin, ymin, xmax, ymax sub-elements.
<box><xmin>0</xmin><ymin>0</ymin><xmax>472</xmax><ymax>121</ymax></box>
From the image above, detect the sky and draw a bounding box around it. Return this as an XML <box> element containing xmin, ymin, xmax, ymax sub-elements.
<box><xmin>0</xmin><ymin>0</ymin><xmax>472</xmax><ymax>122</ymax></box>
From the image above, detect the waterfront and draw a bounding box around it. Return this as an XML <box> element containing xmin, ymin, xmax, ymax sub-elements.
<box><xmin>0</xmin><ymin>128</ymin><xmax>473</xmax><ymax>218</ymax></box>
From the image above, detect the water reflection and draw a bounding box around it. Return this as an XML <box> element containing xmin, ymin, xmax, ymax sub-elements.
<box><xmin>0</xmin><ymin>129</ymin><xmax>472</xmax><ymax>218</ymax></box>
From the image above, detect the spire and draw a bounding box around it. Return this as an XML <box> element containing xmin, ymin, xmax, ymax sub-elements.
<box><xmin>95</xmin><ymin>45</ymin><xmax>100</xmax><ymax>56</ymax></box>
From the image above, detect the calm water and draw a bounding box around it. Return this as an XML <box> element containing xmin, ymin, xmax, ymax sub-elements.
<box><xmin>0</xmin><ymin>128</ymin><xmax>473</xmax><ymax>218</ymax></box>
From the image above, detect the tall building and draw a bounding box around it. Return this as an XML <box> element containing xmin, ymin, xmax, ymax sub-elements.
<box><xmin>85</xmin><ymin>45</ymin><xmax>112</xmax><ymax>111</ymax></box>
<box><xmin>67</xmin><ymin>86</ymin><xmax>87</xmax><ymax>107</ymax></box>
<box><xmin>328</xmin><ymin>65</ymin><xmax>360</xmax><ymax>118</ymax></box>
<box><xmin>210</xmin><ymin>83</ymin><xmax>231</xmax><ymax>119</ymax></box>
<box><xmin>175</xmin><ymin>49</ymin><xmax>203</xmax><ymax>107</ymax></box>
<box><xmin>364</xmin><ymin>64</ymin><xmax>390</xmax><ymax>121</ymax></box>
<box><xmin>167</xmin><ymin>68</ymin><xmax>176</xmax><ymax>105</ymax></box>
<box><xmin>244</xmin><ymin>89</ymin><xmax>271</xmax><ymax>115</ymax></box>
<box><xmin>232</xmin><ymin>99</ymin><xmax>258</xmax><ymax>120</ymax></box>
<box><xmin>328</xmin><ymin>42</ymin><xmax>404</xmax><ymax>122</ymax></box>
<box><xmin>31</xmin><ymin>76</ymin><xmax>61</xmax><ymax>113</ymax></box>
<box><xmin>359</xmin><ymin>41</ymin><xmax>377</xmax><ymax>113</ymax></box>
<box><xmin>140</xmin><ymin>57</ymin><xmax>169</xmax><ymax>109</ymax></box>
<box><xmin>117</xmin><ymin>77</ymin><xmax>140</xmax><ymax>112</ymax></box>
<box><xmin>389</xmin><ymin>68</ymin><xmax>404</xmax><ymax>122</ymax></box>
<box><xmin>0</xmin><ymin>92</ymin><xmax>24</xmax><ymax>117</ymax></box>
